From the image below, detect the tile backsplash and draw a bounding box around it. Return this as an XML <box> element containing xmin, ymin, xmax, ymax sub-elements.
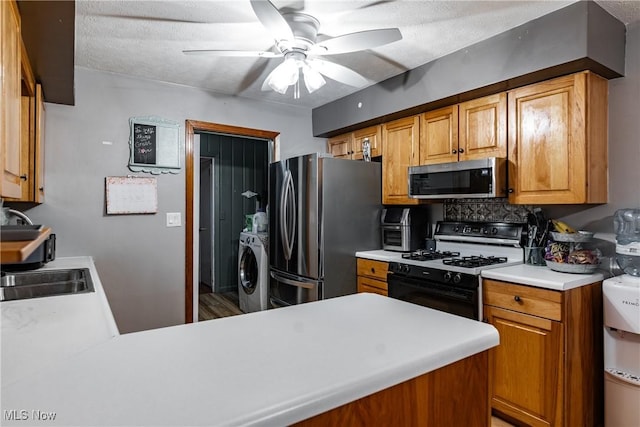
<box><xmin>443</xmin><ymin>198</ymin><xmax>534</xmax><ymax>223</ymax></box>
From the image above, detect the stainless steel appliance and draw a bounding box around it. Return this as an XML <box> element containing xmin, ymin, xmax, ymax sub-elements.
<box><xmin>387</xmin><ymin>221</ymin><xmax>526</xmax><ymax>320</ymax></box>
<box><xmin>269</xmin><ymin>153</ymin><xmax>381</xmax><ymax>307</ymax></box>
<box><xmin>408</xmin><ymin>157</ymin><xmax>507</xmax><ymax>199</ymax></box>
<box><xmin>380</xmin><ymin>208</ymin><xmax>428</xmax><ymax>252</ymax></box>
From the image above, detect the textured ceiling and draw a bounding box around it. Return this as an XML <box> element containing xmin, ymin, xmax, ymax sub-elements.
<box><xmin>75</xmin><ymin>0</ymin><xmax>640</xmax><ymax>109</ymax></box>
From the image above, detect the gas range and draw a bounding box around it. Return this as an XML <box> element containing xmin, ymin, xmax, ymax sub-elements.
<box><xmin>391</xmin><ymin>221</ymin><xmax>526</xmax><ymax>275</ymax></box>
<box><xmin>387</xmin><ymin>221</ymin><xmax>527</xmax><ymax>320</ymax></box>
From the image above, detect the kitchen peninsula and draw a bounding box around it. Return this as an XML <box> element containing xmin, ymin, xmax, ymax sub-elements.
<box><xmin>1</xmin><ymin>260</ymin><xmax>498</xmax><ymax>426</ymax></box>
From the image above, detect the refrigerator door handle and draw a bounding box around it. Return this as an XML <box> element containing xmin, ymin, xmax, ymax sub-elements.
<box><xmin>286</xmin><ymin>170</ymin><xmax>297</xmax><ymax>260</ymax></box>
<box><xmin>270</xmin><ymin>270</ymin><xmax>317</xmax><ymax>290</ymax></box>
<box><xmin>280</xmin><ymin>170</ymin><xmax>291</xmax><ymax>260</ymax></box>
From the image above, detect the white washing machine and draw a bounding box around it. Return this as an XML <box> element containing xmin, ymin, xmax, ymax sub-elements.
<box><xmin>238</xmin><ymin>231</ymin><xmax>269</xmax><ymax>313</ymax></box>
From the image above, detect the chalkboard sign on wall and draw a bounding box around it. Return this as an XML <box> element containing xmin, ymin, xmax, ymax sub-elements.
<box><xmin>128</xmin><ymin>116</ymin><xmax>182</xmax><ymax>174</ymax></box>
<box><xmin>133</xmin><ymin>123</ymin><xmax>157</xmax><ymax>165</ymax></box>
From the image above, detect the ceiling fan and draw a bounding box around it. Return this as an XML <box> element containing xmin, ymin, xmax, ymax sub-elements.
<box><xmin>183</xmin><ymin>0</ymin><xmax>402</xmax><ymax>98</ymax></box>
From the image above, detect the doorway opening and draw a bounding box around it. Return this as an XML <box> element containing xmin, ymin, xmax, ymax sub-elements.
<box><xmin>185</xmin><ymin>121</ymin><xmax>279</xmax><ymax>323</ymax></box>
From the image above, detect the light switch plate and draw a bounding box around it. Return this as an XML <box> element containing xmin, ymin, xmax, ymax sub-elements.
<box><xmin>166</xmin><ymin>212</ymin><xmax>181</xmax><ymax>227</ymax></box>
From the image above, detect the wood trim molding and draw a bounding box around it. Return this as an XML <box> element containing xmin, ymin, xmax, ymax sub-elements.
<box><xmin>184</xmin><ymin>120</ymin><xmax>279</xmax><ymax>323</ymax></box>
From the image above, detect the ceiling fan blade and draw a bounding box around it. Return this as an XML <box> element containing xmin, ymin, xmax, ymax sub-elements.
<box><xmin>306</xmin><ymin>58</ymin><xmax>370</xmax><ymax>87</ymax></box>
<box><xmin>91</xmin><ymin>14</ymin><xmax>217</xmax><ymax>24</ymax></box>
<box><xmin>310</xmin><ymin>28</ymin><xmax>402</xmax><ymax>55</ymax></box>
<box><xmin>183</xmin><ymin>50</ymin><xmax>282</xmax><ymax>58</ymax></box>
<box><xmin>250</xmin><ymin>0</ymin><xmax>294</xmax><ymax>41</ymax></box>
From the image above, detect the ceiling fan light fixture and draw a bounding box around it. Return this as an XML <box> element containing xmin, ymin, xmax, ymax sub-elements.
<box><xmin>266</xmin><ymin>56</ymin><xmax>299</xmax><ymax>94</ymax></box>
<box><xmin>301</xmin><ymin>62</ymin><xmax>325</xmax><ymax>94</ymax></box>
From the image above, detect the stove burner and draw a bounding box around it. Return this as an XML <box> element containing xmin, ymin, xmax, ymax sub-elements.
<box><xmin>442</xmin><ymin>256</ymin><xmax>508</xmax><ymax>268</ymax></box>
<box><xmin>402</xmin><ymin>250</ymin><xmax>460</xmax><ymax>261</ymax></box>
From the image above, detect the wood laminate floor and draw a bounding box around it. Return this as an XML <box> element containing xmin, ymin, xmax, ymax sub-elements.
<box><xmin>198</xmin><ymin>291</ymin><xmax>243</xmax><ymax>321</ymax></box>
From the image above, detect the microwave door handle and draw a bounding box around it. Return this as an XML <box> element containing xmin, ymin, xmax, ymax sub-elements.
<box><xmin>280</xmin><ymin>171</ymin><xmax>291</xmax><ymax>261</ymax></box>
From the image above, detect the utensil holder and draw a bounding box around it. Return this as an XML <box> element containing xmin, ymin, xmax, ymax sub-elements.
<box><xmin>525</xmin><ymin>246</ymin><xmax>546</xmax><ymax>266</ymax></box>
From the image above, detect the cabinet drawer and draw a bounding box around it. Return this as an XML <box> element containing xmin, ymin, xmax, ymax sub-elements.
<box><xmin>483</xmin><ymin>279</ymin><xmax>562</xmax><ymax>321</ymax></box>
<box><xmin>357</xmin><ymin>276</ymin><xmax>388</xmax><ymax>296</ymax></box>
<box><xmin>357</xmin><ymin>258</ymin><xmax>388</xmax><ymax>281</ymax></box>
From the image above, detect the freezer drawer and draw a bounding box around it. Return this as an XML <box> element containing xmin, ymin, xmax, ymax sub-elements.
<box><xmin>269</xmin><ymin>269</ymin><xmax>322</xmax><ymax>307</ymax></box>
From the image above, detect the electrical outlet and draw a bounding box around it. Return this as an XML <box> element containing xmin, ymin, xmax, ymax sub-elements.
<box><xmin>166</xmin><ymin>212</ymin><xmax>181</xmax><ymax>227</ymax></box>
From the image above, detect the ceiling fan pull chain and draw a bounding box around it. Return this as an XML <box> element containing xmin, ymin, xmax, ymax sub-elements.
<box><xmin>294</xmin><ymin>78</ymin><xmax>300</xmax><ymax>99</ymax></box>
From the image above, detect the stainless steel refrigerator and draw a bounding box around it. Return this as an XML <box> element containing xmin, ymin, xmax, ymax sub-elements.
<box><xmin>269</xmin><ymin>153</ymin><xmax>382</xmax><ymax>307</ymax></box>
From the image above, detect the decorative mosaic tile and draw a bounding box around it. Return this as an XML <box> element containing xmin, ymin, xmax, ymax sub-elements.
<box><xmin>443</xmin><ymin>198</ymin><xmax>535</xmax><ymax>224</ymax></box>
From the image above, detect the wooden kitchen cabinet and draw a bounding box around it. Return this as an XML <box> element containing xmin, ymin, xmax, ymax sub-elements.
<box><xmin>327</xmin><ymin>133</ymin><xmax>353</xmax><ymax>159</ymax></box>
<box><xmin>483</xmin><ymin>279</ymin><xmax>603</xmax><ymax>427</ymax></box>
<box><xmin>352</xmin><ymin>125</ymin><xmax>382</xmax><ymax>159</ymax></box>
<box><xmin>419</xmin><ymin>105</ymin><xmax>458</xmax><ymax>165</ymax></box>
<box><xmin>419</xmin><ymin>93</ymin><xmax>506</xmax><ymax>165</ymax></box>
<box><xmin>1</xmin><ymin>0</ymin><xmax>23</xmax><ymax>199</ymax></box>
<box><xmin>382</xmin><ymin>115</ymin><xmax>420</xmax><ymax>205</ymax></box>
<box><xmin>356</xmin><ymin>258</ymin><xmax>388</xmax><ymax>296</ymax></box>
<box><xmin>327</xmin><ymin>125</ymin><xmax>382</xmax><ymax>161</ymax></box>
<box><xmin>507</xmin><ymin>71</ymin><xmax>608</xmax><ymax>204</ymax></box>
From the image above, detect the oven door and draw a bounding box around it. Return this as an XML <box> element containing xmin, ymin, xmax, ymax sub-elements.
<box><xmin>387</xmin><ymin>273</ymin><xmax>478</xmax><ymax>320</ymax></box>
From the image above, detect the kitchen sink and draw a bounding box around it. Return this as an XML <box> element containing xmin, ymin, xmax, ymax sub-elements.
<box><xmin>0</xmin><ymin>268</ymin><xmax>95</xmax><ymax>302</ymax></box>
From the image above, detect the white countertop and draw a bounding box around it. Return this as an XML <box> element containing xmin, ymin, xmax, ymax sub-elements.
<box><xmin>1</xmin><ymin>293</ymin><xmax>498</xmax><ymax>426</ymax></box>
<box><xmin>357</xmin><ymin>249</ymin><xmax>605</xmax><ymax>291</ymax></box>
<box><xmin>356</xmin><ymin>249</ymin><xmax>404</xmax><ymax>262</ymax></box>
<box><xmin>481</xmin><ymin>264</ymin><xmax>605</xmax><ymax>290</ymax></box>
<box><xmin>1</xmin><ymin>257</ymin><xmax>119</xmax><ymax>387</ymax></box>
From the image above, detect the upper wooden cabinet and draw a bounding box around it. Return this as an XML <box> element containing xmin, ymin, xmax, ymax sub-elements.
<box><xmin>419</xmin><ymin>93</ymin><xmax>507</xmax><ymax>165</ymax></box>
<box><xmin>327</xmin><ymin>133</ymin><xmax>353</xmax><ymax>159</ymax></box>
<box><xmin>382</xmin><ymin>115</ymin><xmax>420</xmax><ymax>205</ymax></box>
<box><xmin>419</xmin><ymin>105</ymin><xmax>458</xmax><ymax>164</ymax></box>
<box><xmin>507</xmin><ymin>71</ymin><xmax>608</xmax><ymax>204</ymax></box>
<box><xmin>1</xmin><ymin>0</ymin><xmax>44</xmax><ymax>203</ymax></box>
<box><xmin>1</xmin><ymin>0</ymin><xmax>23</xmax><ymax>199</ymax></box>
<box><xmin>327</xmin><ymin>125</ymin><xmax>382</xmax><ymax>160</ymax></box>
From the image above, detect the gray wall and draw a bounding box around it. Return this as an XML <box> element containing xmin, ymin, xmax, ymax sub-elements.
<box><xmin>27</xmin><ymin>67</ymin><xmax>323</xmax><ymax>333</ymax></box>
<box><xmin>200</xmin><ymin>133</ymin><xmax>268</xmax><ymax>293</ymax></box>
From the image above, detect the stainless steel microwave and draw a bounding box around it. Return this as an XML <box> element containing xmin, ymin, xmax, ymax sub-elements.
<box><xmin>408</xmin><ymin>157</ymin><xmax>507</xmax><ymax>199</ymax></box>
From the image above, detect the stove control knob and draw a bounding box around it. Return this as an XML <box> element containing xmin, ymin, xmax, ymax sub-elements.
<box><xmin>453</xmin><ymin>273</ymin><xmax>462</xmax><ymax>284</ymax></box>
<box><xmin>492</xmin><ymin>227</ymin><xmax>498</xmax><ymax>234</ymax></box>
<box><xmin>483</xmin><ymin>228</ymin><xmax>489</xmax><ymax>234</ymax></box>
<box><xmin>444</xmin><ymin>271</ymin><xmax>453</xmax><ymax>282</ymax></box>
<box><xmin>403</xmin><ymin>265</ymin><xmax>411</xmax><ymax>273</ymax></box>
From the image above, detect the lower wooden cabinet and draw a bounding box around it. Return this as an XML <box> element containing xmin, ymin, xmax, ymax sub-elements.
<box><xmin>356</xmin><ymin>258</ymin><xmax>388</xmax><ymax>296</ymax></box>
<box><xmin>483</xmin><ymin>279</ymin><xmax>603</xmax><ymax>427</ymax></box>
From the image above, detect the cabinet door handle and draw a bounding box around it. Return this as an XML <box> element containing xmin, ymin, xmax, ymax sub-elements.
<box><xmin>514</xmin><ymin>295</ymin><xmax>522</xmax><ymax>302</ymax></box>
<box><xmin>458</xmin><ymin>148</ymin><xmax>464</xmax><ymax>154</ymax></box>
<box><xmin>371</xmin><ymin>267</ymin><xmax>375</xmax><ymax>274</ymax></box>
<box><xmin>508</xmin><ymin>188</ymin><xmax>514</xmax><ymax>194</ymax></box>
<box><xmin>452</xmin><ymin>149</ymin><xmax>457</xmax><ymax>154</ymax></box>
<box><xmin>19</xmin><ymin>175</ymin><xmax>27</xmax><ymax>181</ymax></box>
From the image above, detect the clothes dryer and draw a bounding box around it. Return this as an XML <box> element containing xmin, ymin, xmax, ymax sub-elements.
<box><xmin>238</xmin><ymin>231</ymin><xmax>269</xmax><ymax>313</ymax></box>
